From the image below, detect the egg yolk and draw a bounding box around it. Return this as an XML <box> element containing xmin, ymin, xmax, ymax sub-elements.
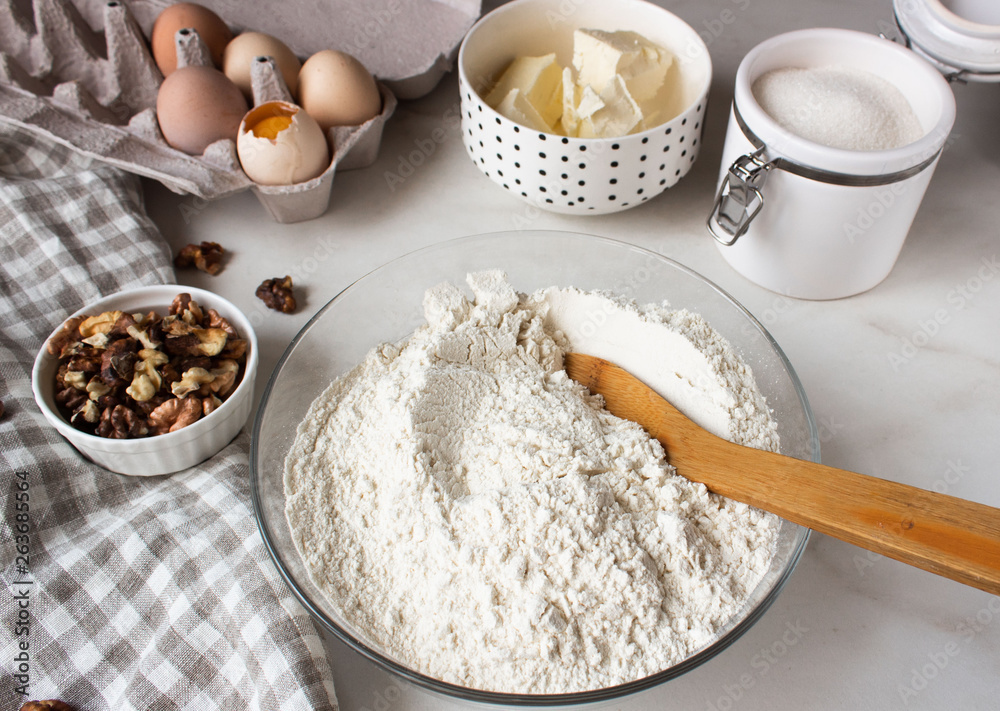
<box><xmin>251</xmin><ymin>114</ymin><xmax>294</xmax><ymax>139</ymax></box>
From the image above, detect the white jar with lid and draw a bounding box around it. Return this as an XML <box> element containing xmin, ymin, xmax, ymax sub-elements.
<box><xmin>708</xmin><ymin>27</ymin><xmax>957</xmax><ymax>299</ymax></box>
<box><xmin>894</xmin><ymin>0</ymin><xmax>1000</xmax><ymax>81</ymax></box>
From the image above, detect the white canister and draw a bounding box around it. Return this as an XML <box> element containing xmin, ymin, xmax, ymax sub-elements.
<box><xmin>708</xmin><ymin>28</ymin><xmax>956</xmax><ymax>300</ymax></box>
<box><xmin>894</xmin><ymin>0</ymin><xmax>1000</xmax><ymax>81</ymax></box>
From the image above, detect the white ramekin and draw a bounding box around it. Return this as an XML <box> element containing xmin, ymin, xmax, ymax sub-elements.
<box><xmin>32</xmin><ymin>285</ymin><xmax>259</xmax><ymax>476</ymax></box>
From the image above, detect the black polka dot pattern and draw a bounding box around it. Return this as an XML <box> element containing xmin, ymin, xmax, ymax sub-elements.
<box><xmin>460</xmin><ymin>74</ymin><xmax>708</xmax><ymax>214</ymax></box>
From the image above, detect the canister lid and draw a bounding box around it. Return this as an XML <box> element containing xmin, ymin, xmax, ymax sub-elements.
<box><xmin>894</xmin><ymin>0</ymin><xmax>1000</xmax><ymax>81</ymax></box>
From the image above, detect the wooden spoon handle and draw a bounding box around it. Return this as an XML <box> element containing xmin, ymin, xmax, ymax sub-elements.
<box><xmin>567</xmin><ymin>353</ymin><xmax>1000</xmax><ymax>595</ymax></box>
<box><xmin>694</xmin><ymin>442</ymin><xmax>1000</xmax><ymax>596</ymax></box>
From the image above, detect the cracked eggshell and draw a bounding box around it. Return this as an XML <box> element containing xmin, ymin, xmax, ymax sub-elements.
<box><xmin>237</xmin><ymin>101</ymin><xmax>330</xmax><ymax>185</ymax></box>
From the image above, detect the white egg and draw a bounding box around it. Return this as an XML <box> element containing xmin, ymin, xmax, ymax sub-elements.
<box><xmin>236</xmin><ymin>101</ymin><xmax>330</xmax><ymax>186</ymax></box>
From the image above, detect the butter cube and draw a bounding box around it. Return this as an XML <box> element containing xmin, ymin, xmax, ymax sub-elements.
<box><xmin>577</xmin><ymin>74</ymin><xmax>643</xmax><ymax>139</ymax></box>
<box><xmin>573</xmin><ymin>29</ymin><xmax>673</xmax><ymax>104</ymax></box>
<box><xmin>561</xmin><ymin>66</ymin><xmax>604</xmax><ymax>137</ymax></box>
<box><xmin>486</xmin><ymin>53</ymin><xmax>563</xmax><ymax>130</ymax></box>
<box><xmin>492</xmin><ymin>88</ymin><xmax>552</xmax><ymax>133</ymax></box>
<box><xmin>486</xmin><ymin>30</ymin><xmax>676</xmax><ymax>138</ymax></box>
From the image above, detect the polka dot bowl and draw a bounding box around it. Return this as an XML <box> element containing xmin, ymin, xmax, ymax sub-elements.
<box><xmin>458</xmin><ymin>0</ymin><xmax>712</xmax><ymax>216</ymax></box>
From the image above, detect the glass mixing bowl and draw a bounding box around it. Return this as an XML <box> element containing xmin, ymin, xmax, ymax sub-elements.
<box><xmin>250</xmin><ymin>231</ymin><xmax>816</xmax><ymax>705</ymax></box>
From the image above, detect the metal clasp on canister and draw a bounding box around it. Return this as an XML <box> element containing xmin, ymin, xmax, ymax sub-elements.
<box><xmin>708</xmin><ymin>148</ymin><xmax>773</xmax><ymax>246</ymax></box>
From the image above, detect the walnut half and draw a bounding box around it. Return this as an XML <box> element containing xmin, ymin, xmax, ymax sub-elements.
<box><xmin>148</xmin><ymin>397</ymin><xmax>203</xmax><ymax>435</ymax></box>
<box><xmin>174</xmin><ymin>241</ymin><xmax>224</xmax><ymax>275</ymax></box>
<box><xmin>256</xmin><ymin>276</ymin><xmax>296</xmax><ymax>313</ymax></box>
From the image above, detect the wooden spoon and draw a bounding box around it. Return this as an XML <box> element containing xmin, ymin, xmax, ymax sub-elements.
<box><xmin>564</xmin><ymin>352</ymin><xmax>1000</xmax><ymax>596</ymax></box>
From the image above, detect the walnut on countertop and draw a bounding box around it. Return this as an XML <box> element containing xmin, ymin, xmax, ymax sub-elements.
<box><xmin>256</xmin><ymin>275</ymin><xmax>296</xmax><ymax>313</ymax></box>
<box><xmin>174</xmin><ymin>241</ymin><xmax>224</xmax><ymax>275</ymax></box>
<box><xmin>48</xmin><ymin>294</ymin><xmax>247</xmax><ymax>439</ymax></box>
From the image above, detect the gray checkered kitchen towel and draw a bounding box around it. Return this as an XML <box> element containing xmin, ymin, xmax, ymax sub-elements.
<box><xmin>0</xmin><ymin>124</ymin><xmax>338</xmax><ymax>710</ymax></box>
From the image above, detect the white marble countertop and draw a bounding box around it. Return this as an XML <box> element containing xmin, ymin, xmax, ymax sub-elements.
<box><xmin>144</xmin><ymin>0</ymin><xmax>1000</xmax><ymax>708</ymax></box>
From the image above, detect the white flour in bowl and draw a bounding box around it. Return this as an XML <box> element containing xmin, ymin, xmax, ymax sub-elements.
<box><xmin>284</xmin><ymin>270</ymin><xmax>780</xmax><ymax>694</ymax></box>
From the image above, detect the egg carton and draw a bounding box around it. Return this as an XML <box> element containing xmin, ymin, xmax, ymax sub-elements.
<box><xmin>0</xmin><ymin>0</ymin><xmax>479</xmax><ymax>222</ymax></box>
<box><xmin>116</xmin><ymin>0</ymin><xmax>482</xmax><ymax>100</ymax></box>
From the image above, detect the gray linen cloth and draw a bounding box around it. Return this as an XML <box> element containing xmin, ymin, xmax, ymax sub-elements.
<box><xmin>0</xmin><ymin>124</ymin><xmax>338</xmax><ymax>710</ymax></box>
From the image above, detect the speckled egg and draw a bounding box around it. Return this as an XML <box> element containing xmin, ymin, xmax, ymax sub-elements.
<box><xmin>156</xmin><ymin>65</ymin><xmax>248</xmax><ymax>155</ymax></box>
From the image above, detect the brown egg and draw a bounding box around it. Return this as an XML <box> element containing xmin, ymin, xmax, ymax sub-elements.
<box><xmin>298</xmin><ymin>50</ymin><xmax>382</xmax><ymax>130</ymax></box>
<box><xmin>223</xmin><ymin>32</ymin><xmax>301</xmax><ymax>99</ymax></box>
<box><xmin>156</xmin><ymin>66</ymin><xmax>248</xmax><ymax>155</ymax></box>
<box><xmin>151</xmin><ymin>2</ymin><xmax>233</xmax><ymax>76</ymax></box>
